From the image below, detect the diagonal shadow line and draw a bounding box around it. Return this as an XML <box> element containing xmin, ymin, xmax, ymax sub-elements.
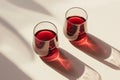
<box><xmin>6</xmin><ymin>0</ymin><xmax>53</xmax><ymax>16</ymax></box>
<box><xmin>0</xmin><ymin>52</ymin><xmax>32</xmax><ymax>80</ymax></box>
<box><xmin>0</xmin><ymin>17</ymin><xmax>34</xmax><ymax>58</ymax></box>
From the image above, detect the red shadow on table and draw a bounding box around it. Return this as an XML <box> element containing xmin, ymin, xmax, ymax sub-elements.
<box><xmin>41</xmin><ymin>48</ymin><xmax>101</xmax><ymax>80</ymax></box>
<box><xmin>70</xmin><ymin>33</ymin><xmax>120</xmax><ymax>70</ymax></box>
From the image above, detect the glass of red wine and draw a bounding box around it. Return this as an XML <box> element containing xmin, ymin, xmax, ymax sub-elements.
<box><xmin>63</xmin><ymin>7</ymin><xmax>88</xmax><ymax>41</ymax></box>
<box><xmin>33</xmin><ymin>21</ymin><xmax>58</xmax><ymax>60</ymax></box>
<box><xmin>63</xmin><ymin>7</ymin><xmax>120</xmax><ymax>69</ymax></box>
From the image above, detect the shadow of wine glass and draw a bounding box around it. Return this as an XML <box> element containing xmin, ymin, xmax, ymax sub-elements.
<box><xmin>41</xmin><ymin>48</ymin><xmax>101</xmax><ymax>80</ymax></box>
<box><xmin>0</xmin><ymin>52</ymin><xmax>32</xmax><ymax>80</ymax></box>
<box><xmin>70</xmin><ymin>33</ymin><xmax>120</xmax><ymax>70</ymax></box>
<box><xmin>6</xmin><ymin>0</ymin><xmax>52</xmax><ymax>16</ymax></box>
<box><xmin>0</xmin><ymin>17</ymin><xmax>34</xmax><ymax>63</ymax></box>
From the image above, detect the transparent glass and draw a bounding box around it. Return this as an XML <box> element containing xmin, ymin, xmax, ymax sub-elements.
<box><xmin>33</xmin><ymin>21</ymin><xmax>58</xmax><ymax>57</ymax></box>
<box><xmin>63</xmin><ymin>7</ymin><xmax>88</xmax><ymax>41</ymax></box>
<box><xmin>64</xmin><ymin>7</ymin><xmax>120</xmax><ymax>70</ymax></box>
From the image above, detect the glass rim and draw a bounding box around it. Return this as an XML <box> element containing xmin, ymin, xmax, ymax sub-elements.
<box><xmin>65</xmin><ymin>7</ymin><xmax>88</xmax><ymax>25</ymax></box>
<box><xmin>33</xmin><ymin>21</ymin><xmax>58</xmax><ymax>42</ymax></box>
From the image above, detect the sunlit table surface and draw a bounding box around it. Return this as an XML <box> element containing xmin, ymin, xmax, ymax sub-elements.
<box><xmin>0</xmin><ymin>0</ymin><xmax>120</xmax><ymax>80</ymax></box>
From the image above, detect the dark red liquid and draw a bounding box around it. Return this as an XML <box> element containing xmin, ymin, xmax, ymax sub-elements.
<box><xmin>66</xmin><ymin>16</ymin><xmax>86</xmax><ymax>41</ymax></box>
<box><xmin>35</xmin><ymin>29</ymin><xmax>56</xmax><ymax>41</ymax></box>
<box><xmin>34</xmin><ymin>29</ymin><xmax>58</xmax><ymax>57</ymax></box>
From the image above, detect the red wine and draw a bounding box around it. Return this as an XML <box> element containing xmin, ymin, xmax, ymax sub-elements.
<box><xmin>34</xmin><ymin>29</ymin><xmax>58</xmax><ymax>57</ymax></box>
<box><xmin>35</xmin><ymin>29</ymin><xmax>56</xmax><ymax>41</ymax></box>
<box><xmin>65</xmin><ymin>16</ymin><xmax>86</xmax><ymax>41</ymax></box>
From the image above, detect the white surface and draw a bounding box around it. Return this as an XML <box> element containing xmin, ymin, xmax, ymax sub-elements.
<box><xmin>0</xmin><ymin>0</ymin><xmax>120</xmax><ymax>80</ymax></box>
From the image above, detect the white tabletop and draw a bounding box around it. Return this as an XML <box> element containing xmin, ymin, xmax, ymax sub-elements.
<box><xmin>0</xmin><ymin>0</ymin><xmax>120</xmax><ymax>80</ymax></box>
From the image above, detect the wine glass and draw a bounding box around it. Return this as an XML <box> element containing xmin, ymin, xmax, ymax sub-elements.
<box><xmin>63</xmin><ymin>7</ymin><xmax>120</xmax><ymax>69</ymax></box>
<box><xmin>33</xmin><ymin>21</ymin><xmax>58</xmax><ymax>60</ymax></box>
<box><xmin>63</xmin><ymin>7</ymin><xmax>88</xmax><ymax>41</ymax></box>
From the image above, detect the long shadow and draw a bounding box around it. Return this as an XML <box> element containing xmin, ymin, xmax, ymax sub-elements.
<box><xmin>0</xmin><ymin>52</ymin><xmax>32</xmax><ymax>80</ymax></box>
<box><xmin>41</xmin><ymin>48</ymin><xmax>101</xmax><ymax>80</ymax></box>
<box><xmin>0</xmin><ymin>17</ymin><xmax>34</xmax><ymax>62</ymax></box>
<box><xmin>70</xmin><ymin>33</ymin><xmax>120</xmax><ymax>70</ymax></box>
<box><xmin>7</xmin><ymin>0</ymin><xmax>52</xmax><ymax>16</ymax></box>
